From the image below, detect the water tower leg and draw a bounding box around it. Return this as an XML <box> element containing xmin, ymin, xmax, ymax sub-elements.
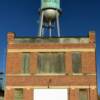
<box><xmin>56</xmin><ymin>12</ymin><xmax>60</xmax><ymax>37</ymax></box>
<box><xmin>42</xmin><ymin>26</ymin><xmax>44</xmax><ymax>37</ymax></box>
<box><xmin>38</xmin><ymin>12</ymin><xmax>44</xmax><ymax>37</ymax></box>
<box><xmin>49</xmin><ymin>21</ymin><xmax>52</xmax><ymax>37</ymax></box>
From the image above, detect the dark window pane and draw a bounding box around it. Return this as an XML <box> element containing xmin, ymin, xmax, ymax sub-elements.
<box><xmin>22</xmin><ymin>53</ymin><xmax>30</xmax><ymax>73</ymax></box>
<box><xmin>79</xmin><ymin>89</ymin><xmax>88</xmax><ymax>100</ymax></box>
<box><xmin>72</xmin><ymin>52</ymin><xmax>81</xmax><ymax>73</ymax></box>
<box><xmin>38</xmin><ymin>53</ymin><xmax>65</xmax><ymax>74</ymax></box>
<box><xmin>14</xmin><ymin>89</ymin><xmax>23</xmax><ymax>100</ymax></box>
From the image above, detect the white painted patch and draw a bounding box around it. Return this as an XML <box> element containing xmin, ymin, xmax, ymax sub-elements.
<box><xmin>34</xmin><ymin>89</ymin><xmax>68</xmax><ymax>100</ymax></box>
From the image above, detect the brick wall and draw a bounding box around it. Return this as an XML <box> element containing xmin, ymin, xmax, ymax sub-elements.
<box><xmin>5</xmin><ymin>88</ymin><xmax>98</xmax><ymax>100</ymax></box>
<box><xmin>6</xmin><ymin>52</ymin><xmax>96</xmax><ymax>75</ymax></box>
<box><xmin>5</xmin><ymin>32</ymin><xmax>98</xmax><ymax>100</ymax></box>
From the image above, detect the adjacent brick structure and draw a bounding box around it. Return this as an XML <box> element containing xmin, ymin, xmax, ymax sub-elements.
<box><xmin>5</xmin><ymin>32</ymin><xmax>98</xmax><ymax>100</ymax></box>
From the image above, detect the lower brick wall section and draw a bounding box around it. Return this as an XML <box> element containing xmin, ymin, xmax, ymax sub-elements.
<box><xmin>69</xmin><ymin>88</ymin><xmax>98</xmax><ymax>100</ymax></box>
<box><xmin>5</xmin><ymin>88</ymin><xmax>33</xmax><ymax>100</ymax></box>
<box><xmin>5</xmin><ymin>89</ymin><xmax>14</xmax><ymax>100</ymax></box>
<box><xmin>5</xmin><ymin>88</ymin><xmax>98</xmax><ymax>100</ymax></box>
<box><xmin>69</xmin><ymin>88</ymin><xmax>79</xmax><ymax>100</ymax></box>
<box><xmin>24</xmin><ymin>89</ymin><xmax>33</xmax><ymax>100</ymax></box>
<box><xmin>90</xmin><ymin>89</ymin><xmax>98</xmax><ymax>100</ymax></box>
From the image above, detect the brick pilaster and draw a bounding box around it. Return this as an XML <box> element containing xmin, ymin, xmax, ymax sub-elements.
<box><xmin>7</xmin><ymin>32</ymin><xmax>15</xmax><ymax>44</ymax></box>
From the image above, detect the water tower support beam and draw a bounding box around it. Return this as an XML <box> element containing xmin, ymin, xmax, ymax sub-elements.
<box><xmin>38</xmin><ymin>12</ymin><xmax>44</xmax><ymax>37</ymax></box>
<box><xmin>56</xmin><ymin>11</ymin><xmax>60</xmax><ymax>37</ymax></box>
<box><xmin>42</xmin><ymin>26</ymin><xmax>44</xmax><ymax>37</ymax></box>
<box><xmin>49</xmin><ymin>21</ymin><xmax>52</xmax><ymax>37</ymax></box>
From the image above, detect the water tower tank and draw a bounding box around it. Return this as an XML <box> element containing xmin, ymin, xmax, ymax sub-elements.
<box><xmin>41</xmin><ymin>0</ymin><xmax>61</xmax><ymax>21</ymax></box>
<box><xmin>38</xmin><ymin>0</ymin><xmax>61</xmax><ymax>37</ymax></box>
<box><xmin>41</xmin><ymin>0</ymin><xmax>60</xmax><ymax>10</ymax></box>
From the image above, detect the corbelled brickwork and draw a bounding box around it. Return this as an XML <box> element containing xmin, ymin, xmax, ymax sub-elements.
<box><xmin>5</xmin><ymin>32</ymin><xmax>98</xmax><ymax>100</ymax></box>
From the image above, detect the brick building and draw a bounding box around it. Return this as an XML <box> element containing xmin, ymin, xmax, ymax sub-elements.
<box><xmin>5</xmin><ymin>32</ymin><xmax>98</xmax><ymax>100</ymax></box>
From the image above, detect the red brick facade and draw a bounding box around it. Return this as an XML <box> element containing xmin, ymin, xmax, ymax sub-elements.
<box><xmin>5</xmin><ymin>32</ymin><xmax>98</xmax><ymax>100</ymax></box>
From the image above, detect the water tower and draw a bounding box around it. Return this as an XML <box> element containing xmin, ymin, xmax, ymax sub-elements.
<box><xmin>38</xmin><ymin>0</ymin><xmax>61</xmax><ymax>37</ymax></box>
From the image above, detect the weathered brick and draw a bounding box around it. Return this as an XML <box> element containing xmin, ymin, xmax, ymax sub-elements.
<box><xmin>5</xmin><ymin>32</ymin><xmax>98</xmax><ymax>100</ymax></box>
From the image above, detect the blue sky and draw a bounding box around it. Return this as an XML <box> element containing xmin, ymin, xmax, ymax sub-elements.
<box><xmin>0</xmin><ymin>0</ymin><xmax>100</xmax><ymax>94</ymax></box>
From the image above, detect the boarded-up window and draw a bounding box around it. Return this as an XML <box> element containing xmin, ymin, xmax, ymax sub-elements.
<box><xmin>34</xmin><ymin>89</ymin><xmax>68</xmax><ymax>100</ymax></box>
<box><xmin>38</xmin><ymin>52</ymin><xmax>65</xmax><ymax>74</ymax></box>
<box><xmin>14</xmin><ymin>89</ymin><xmax>23</xmax><ymax>100</ymax></box>
<box><xmin>79</xmin><ymin>89</ymin><xmax>88</xmax><ymax>100</ymax></box>
<box><xmin>72</xmin><ymin>52</ymin><xmax>81</xmax><ymax>73</ymax></box>
<box><xmin>22</xmin><ymin>53</ymin><xmax>30</xmax><ymax>73</ymax></box>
